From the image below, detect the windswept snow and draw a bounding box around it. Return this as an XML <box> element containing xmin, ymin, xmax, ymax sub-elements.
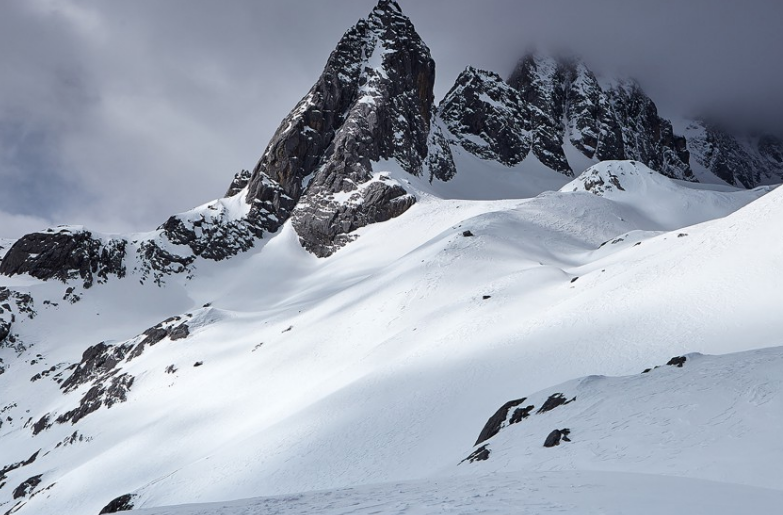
<box><xmin>0</xmin><ymin>161</ymin><xmax>779</xmax><ymax>515</ymax></box>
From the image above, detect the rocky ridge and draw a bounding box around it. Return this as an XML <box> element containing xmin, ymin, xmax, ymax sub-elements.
<box><xmin>683</xmin><ymin>121</ymin><xmax>783</xmax><ymax>187</ymax></box>
<box><xmin>437</xmin><ymin>53</ymin><xmax>693</xmax><ymax>181</ymax></box>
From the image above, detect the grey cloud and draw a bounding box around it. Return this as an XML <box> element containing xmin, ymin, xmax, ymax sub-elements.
<box><xmin>0</xmin><ymin>0</ymin><xmax>781</xmax><ymax>238</ymax></box>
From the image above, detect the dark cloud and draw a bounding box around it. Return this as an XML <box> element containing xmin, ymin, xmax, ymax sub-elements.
<box><xmin>1</xmin><ymin>0</ymin><xmax>781</xmax><ymax>237</ymax></box>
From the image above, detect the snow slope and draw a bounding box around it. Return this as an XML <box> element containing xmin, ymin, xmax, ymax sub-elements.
<box><xmin>0</xmin><ymin>161</ymin><xmax>779</xmax><ymax>515</ymax></box>
<box><xmin>133</xmin><ymin>469</ymin><xmax>783</xmax><ymax>515</ymax></box>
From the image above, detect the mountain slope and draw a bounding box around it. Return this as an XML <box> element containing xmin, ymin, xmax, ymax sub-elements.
<box><xmin>0</xmin><ymin>161</ymin><xmax>776</xmax><ymax>515</ymax></box>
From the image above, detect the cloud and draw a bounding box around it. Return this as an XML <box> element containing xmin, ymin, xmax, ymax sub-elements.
<box><xmin>0</xmin><ymin>0</ymin><xmax>781</xmax><ymax>239</ymax></box>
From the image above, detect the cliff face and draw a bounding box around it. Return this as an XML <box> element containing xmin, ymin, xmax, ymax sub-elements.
<box><xmin>436</xmin><ymin>54</ymin><xmax>694</xmax><ymax>182</ymax></box>
<box><xmin>683</xmin><ymin>121</ymin><xmax>783</xmax><ymax>188</ymax></box>
<box><xmin>243</xmin><ymin>0</ymin><xmax>436</xmax><ymax>256</ymax></box>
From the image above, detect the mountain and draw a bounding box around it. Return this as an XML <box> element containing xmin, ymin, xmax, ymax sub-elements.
<box><xmin>1</xmin><ymin>1</ymin><xmax>782</xmax><ymax>514</ymax></box>
<box><xmin>436</xmin><ymin>54</ymin><xmax>693</xmax><ymax>182</ymax></box>
<box><xmin>678</xmin><ymin>120</ymin><xmax>783</xmax><ymax>187</ymax></box>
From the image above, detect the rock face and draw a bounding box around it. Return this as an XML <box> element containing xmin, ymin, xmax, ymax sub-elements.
<box><xmin>0</xmin><ymin>228</ymin><xmax>126</xmax><ymax>289</ymax></box>
<box><xmin>684</xmin><ymin>121</ymin><xmax>783</xmax><ymax>187</ymax></box>
<box><xmin>438</xmin><ymin>67</ymin><xmax>531</xmax><ymax>167</ymax></box>
<box><xmin>242</xmin><ymin>0</ymin><xmax>431</xmax><ymax>256</ymax></box>
<box><xmin>436</xmin><ymin>53</ymin><xmax>694</xmax><ymax>181</ymax></box>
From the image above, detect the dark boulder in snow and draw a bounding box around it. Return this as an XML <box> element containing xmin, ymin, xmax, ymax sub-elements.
<box><xmin>99</xmin><ymin>493</ymin><xmax>135</xmax><ymax>514</ymax></box>
<box><xmin>537</xmin><ymin>393</ymin><xmax>575</xmax><ymax>414</ymax></box>
<box><xmin>543</xmin><ymin>428</ymin><xmax>571</xmax><ymax>448</ymax></box>
<box><xmin>461</xmin><ymin>445</ymin><xmax>491</xmax><ymax>463</ymax></box>
<box><xmin>667</xmin><ymin>356</ymin><xmax>687</xmax><ymax>368</ymax></box>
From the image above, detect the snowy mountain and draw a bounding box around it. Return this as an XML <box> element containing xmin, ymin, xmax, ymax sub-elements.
<box><xmin>678</xmin><ymin>119</ymin><xmax>783</xmax><ymax>187</ymax></box>
<box><xmin>1</xmin><ymin>1</ymin><xmax>782</xmax><ymax>514</ymax></box>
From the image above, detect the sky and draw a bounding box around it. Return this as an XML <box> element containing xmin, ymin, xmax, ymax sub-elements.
<box><xmin>1</xmin><ymin>0</ymin><xmax>782</xmax><ymax>238</ymax></box>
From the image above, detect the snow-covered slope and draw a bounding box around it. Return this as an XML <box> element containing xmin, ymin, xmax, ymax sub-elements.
<box><xmin>129</xmin><ymin>346</ymin><xmax>783</xmax><ymax>515</ymax></box>
<box><xmin>1</xmin><ymin>160</ymin><xmax>777</xmax><ymax>515</ymax></box>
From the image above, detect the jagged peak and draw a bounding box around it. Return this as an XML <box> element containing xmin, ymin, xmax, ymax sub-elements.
<box><xmin>371</xmin><ymin>0</ymin><xmax>403</xmax><ymax>16</ymax></box>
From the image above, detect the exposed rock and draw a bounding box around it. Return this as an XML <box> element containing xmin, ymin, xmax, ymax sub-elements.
<box><xmin>537</xmin><ymin>393</ymin><xmax>575</xmax><ymax>414</ymax></box>
<box><xmin>509</xmin><ymin>404</ymin><xmax>535</xmax><ymax>424</ymax></box>
<box><xmin>57</xmin><ymin>373</ymin><xmax>135</xmax><ymax>426</ymax></box>
<box><xmin>605</xmin><ymin>79</ymin><xmax>693</xmax><ymax>181</ymax></box>
<box><xmin>0</xmin><ymin>228</ymin><xmax>126</xmax><ymax>289</ymax></box>
<box><xmin>61</xmin><ymin>342</ymin><xmax>134</xmax><ymax>393</ymax></box>
<box><xmin>0</xmin><ymin>451</ymin><xmax>39</xmax><ymax>483</ymax></box>
<box><xmin>544</xmin><ymin>428</ymin><xmax>571</xmax><ymax>448</ymax></box>
<box><xmin>31</xmin><ymin>414</ymin><xmax>51</xmax><ymax>436</ymax></box>
<box><xmin>667</xmin><ymin>356</ymin><xmax>687</xmax><ymax>368</ymax></box>
<box><xmin>461</xmin><ymin>445</ymin><xmax>490</xmax><ymax>464</ymax></box>
<box><xmin>438</xmin><ymin>52</ymin><xmax>695</xmax><ymax>182</ymax></box>
<box><xmin>507</xmin><ymin>54</ymin><xmax>572</xmax><ymax>174</ymax></box>
<box><xmin>438</xmin><ymin>67</ymin><xmax>531</xmax><ymax>166</ymax></box>
<box><xmin>99</xmin><ymin>493</ymin><xmax>135</xmax><ymax>514</ymax></box>
<box><xmin>685</xmin><ymin>121</ymin><xmax>783</xmax><ymax>187</ymax></box>
<box><xmin>237</xmin><ymin>0</ymin><xmax>433</xmax><ymax>256</ymax></box>
<box><xmin>475</xmin><ymin>398</ymin><xmax>528</xmax><ymax>445</ymax></box>
<box><xmin>12</xmin><ymin>475</ymin><xmax>42</xmax><ymax>499</ymax></box>
<box><xmin>168</xmin><ymin>323</ymin><xmax>189</xmax><ymax>341</ymax></box>
<box><xmin>462</xmin><ymin>230</ymin><xmax>474</xmax><ymax>237</ymax></box>
<box><xmin>224</xmin><ymin>169</ymin><xmax>252</xmax><ymax>197</ymax></box>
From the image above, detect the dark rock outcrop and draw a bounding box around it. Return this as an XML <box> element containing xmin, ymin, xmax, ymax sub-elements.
<box><xmin>667</xmin><ymin>356</ymin><xmax>687</xmax><ymax>368</ymax></box>
<box><xmin>12</xmin><ymin>475</ymin><xmax>42</xmax><ymax>499</ymax></box>
<box><xmin>461</xmin><ymin>445</ymin><xmax>491</xmax><ymax>464</ymax></box>
<box><xmin>543</xmin><ymin>428</ymin><xmax>571</xmax><ymax>448</ymax></box>
<box><xmin>437</xmin><ymin>53</ymin><xmax>694</xmax><ymax>182</ymax></box>
<box><xmin>57</xmin><ymin>373</ymin><xmax>134</xmax><ymax>426</ymax></box>
<box><xmin>224</xmin><ymin>169</ymin><xmax>252</xmax><ymax>197</ymax></box>
<box><xmin>537</xmin><ymin>393</ymin><xmax>575</xmax><ymax>414</ymax></box>
<box><xmin>0</xmin><ymin>229</ymin><xmax>126</xmax><ymax>289</ymax></box>
<box><xmin>438</xmin><ymin>67</ymin><xmax>531</xmax><ymax>166</ymax></box>
<box><xmin>0</xmin><ymin>451</ymin><xmax>39</xmax><ymax>484</ymax></box>
<box><xmin>685</xmin><ymin>121</ymin><xmax>783</xmax><ymax>187</ymax></box>
<box><xmin>99</xmin><ymin>493</ymin><xmax>135</xmax><ymax>514</ymax></box>
<box><xmin>241</xmin><ymin>0</ymin><xmax>433</xmax><ymax>256</ymax></box>
<box><xmin>61</xmin><ymin>342</ymin><xmax>134</xmax><ymax>393</ymax></box>
<box><xmin>475</xmin><ymin>398</ymin><xmax>528</xmax><ymax>445</ymax></box>
<box><xmin>507</xmin><ymin>54</ymin><xmax>572</xmax><ymax>173</ymax></box>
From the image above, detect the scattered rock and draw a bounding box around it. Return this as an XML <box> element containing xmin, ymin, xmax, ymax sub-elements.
<box><xmin>165</xmin><ymin>365</ymin><xmax>177</xmax><ymax>374</ymax></box>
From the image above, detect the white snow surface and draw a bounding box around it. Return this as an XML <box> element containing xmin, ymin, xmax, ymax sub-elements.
<box><xmin>0</xmin><ymin>160</ymin><xmax>780</xmax><ymax>514</ymax></box>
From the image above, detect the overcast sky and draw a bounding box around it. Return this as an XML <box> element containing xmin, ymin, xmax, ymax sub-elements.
<box><xmin>1</xmin><ymin>0</ymin><xmax>782</xmax><ymax>238</ymax></box>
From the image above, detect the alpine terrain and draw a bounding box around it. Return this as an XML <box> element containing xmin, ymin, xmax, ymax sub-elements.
<box><xmin>1</xmin><ymin>1</ymin><xmax>781</xmax><ymax>514</ymax></box>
